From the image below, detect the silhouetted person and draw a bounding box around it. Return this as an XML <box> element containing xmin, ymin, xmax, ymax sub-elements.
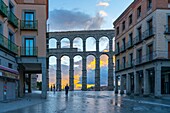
<box><xmin>51</xmin><ymin>85</ymin><xmax>53</xmax><ymax>91</ymax></box>
<box><xmin>53</xmin><ymin>84</ymin><xmax>56</xmax><ymax>94</ymax></box>
<box><xmin>65</xmin><ymin>84</ymin><xmax>69</xmax><ymax>96</ymax></box>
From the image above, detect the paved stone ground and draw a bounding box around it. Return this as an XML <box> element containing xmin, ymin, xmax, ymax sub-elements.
<box><xmin>1</xmin><ymin>91</ymin><xmax>170</xmax><ymax>113</ymax></box>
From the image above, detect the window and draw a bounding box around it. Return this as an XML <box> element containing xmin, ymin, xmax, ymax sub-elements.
<box><xmin>123</xmin><ymin>57</ymin><xmax>126</xmax><ymax>68</ymax></box>
<box><xmin>0</xmin><ymin>23</ymin><xmax>2</xmax><ymax>34</ymax></box>
<box><xmin>137</xmin><ymin>49</ymin><xmax>142</xmax><ymax>64</ymax></box>
<box><xmin>129</xmin><ymin>14</ymin><xmax>132</xmax><ymax>26</ymax></box>
<box><xmin>122</xmin><ymin>21</ymin><xmax>125</xmax><ymax>31</ymax></box>
<box><xmin>137</xmin><ymin>26</ymin><xmax>142</xmax><ymax>41</ymax></box>
<box><xmin>8</xmin><ymin>31</ymin><xmax>14</xmax><ymax>50</ymax></box>
<box><xmin>24</xmin><ymin>11</ymin><xmax>35</xmax><ymax>28</ymax></box>
<box><xmin>25</xmin><ymin>38</ymin><xmax>34</xmax><ymax>56</ymax></box>
<box><xmin>117</xmin><ymin>59</ymin><xmax>120</xmax><ymax>70</ymax></box>
<box><xmin>148</xmin><ymin>19</ymin><xmax>153</xmax><ymax>35</ymax></box>
<box><xmin>148</xmin><ymin>44</ymin><xmax>153</xmax><ymax>61</ymax></box>
<box><xmin>137</xmin><ymin>6</ymin><xmax>141</xmax><ymax>18</ymax></box>
<box><xmin>168</xmin><ymin>16</ymin><xmax>170</xmax><ymax>32</ymax></box>
<box><xmin>116</xmin><ymin>26</ymin><xmax>119</xmax><ymax>35</ymax></box>
<box><xmin>8</xmin><ymin>63</ymin><xmax>12</xmax><ymax>69</ymax></box>
<box><xmin>129</xmin><ymin>33</ymin><xmax>133</xmax><ymax>46</ymax></box>
<box><xmin>168</xmin><ymin>42</ymin><xmax>170</xmax><ymax>59</ymax></box>
<box><xmin>9</xmin><ymin>2</ymin><xmax>14</xmax><ymax>13</ymax></box>
<box><xmin>147</xmin><ymin>0</ymin><xmax>152</xmax><ymax>9</ymax></box>
<box><xmin>122</xmin><ymin>38</ymin><xmax>126</xmax><ymax>50</ymax></box>
<box><xmin>129</xmin><ymin>53</ymin><xmax>133</xmax><ymax>67</ymax></box>
<box><xmin>116</xmin><ymin>42</ymin><xmax>120</xmax><ymax>52</ymax></box>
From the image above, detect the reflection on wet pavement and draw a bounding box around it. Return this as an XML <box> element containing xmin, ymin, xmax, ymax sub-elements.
<box><xmin>4</xmin><ymin>91</ymin><xmax>170</xmax><ymax>113</ymax></box>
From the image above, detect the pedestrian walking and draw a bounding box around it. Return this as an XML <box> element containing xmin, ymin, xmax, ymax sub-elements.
<box><xmin>53</xmin><ymin>84</ymin><xmax>56</xmax><ymax>94</ymax></box>
<box><xmin>65</xmin><ymin>84</ymin><xmax>69</xmax><ymax>96</ymax></box>
<box><xmin>51</xmin><ymin>85</ymin><xmax>52</xmax><ymax>91</ymax></box>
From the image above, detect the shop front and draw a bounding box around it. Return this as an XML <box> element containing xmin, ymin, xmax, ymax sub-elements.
<box><xmin>0</xmin><ymin>66</ymin><xmax>19</xmax><ymax>101</ymax></box>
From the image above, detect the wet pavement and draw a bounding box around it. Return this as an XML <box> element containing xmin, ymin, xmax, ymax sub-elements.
<box><xmin>1</xmin><ymin>91</ymin><xmax>170</xmax><ymax>113</ymax></box>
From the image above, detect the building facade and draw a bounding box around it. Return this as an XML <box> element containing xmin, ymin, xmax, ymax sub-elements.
<box><xmin>0</xmin><ymin>0</ymin><xmax>48</xmax><ymax>101</ymax></box>
<box><xmin>114</xmin><ymin>0</ymin><xmax>170</xmax><ymax>98</ymax></box>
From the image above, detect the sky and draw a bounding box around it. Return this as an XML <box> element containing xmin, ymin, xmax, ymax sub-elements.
<box><xmin>46</xmin><ymin>0</ymin><xmax>134</xmax><ymax>90</ymax></box>
<box><xmin>48</xmin><ymin>0</ymin><xmax>133</xmax><ymax>31</ymax></box>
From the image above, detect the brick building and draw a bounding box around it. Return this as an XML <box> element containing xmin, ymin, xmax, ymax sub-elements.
<box><xmin>0</xmin><ymin>0</ymin><xmax>48</xmax><ymax>101</ymax></box>
<box><xmin>114</xmin><ymin>0</ymin><xmax>170</xmax><ymax>97</ymax></box>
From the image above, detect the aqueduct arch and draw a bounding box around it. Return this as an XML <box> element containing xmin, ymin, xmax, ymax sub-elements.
<box><xmin>47</xmin><ymin>30</ymin><xmax>115</xmax><ymax>91</ymax></box>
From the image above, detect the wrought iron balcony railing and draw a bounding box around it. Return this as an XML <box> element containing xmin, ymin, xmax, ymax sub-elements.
<box><xmin>142</xmin><ymin>27</ymin><xmax>155</xmax><ymax>40</ymax></box>
<box><xmin>165</xmin><ymin>25</ymin><xmax>170</xmax><ymax>34</ymax></box>
<box><xmin>0</xmin><ymin>33</ymin><xmax>18</xmax><ymax>54</ymax></box>
<box><xmin>115</xmin><ymin>48</ymin><xmax>120</xmax><ymax>55</ymax></box>
<box><xmin>0</xmin><ymin>0</ymin><xmax>8</xmax><ymax>17</ymax></box>
<box><xmin>8</xmin><ymin>11</ymin><xmax>18</xmax><ymax>28</ymax></box>
<box><xmin>120</xmin><ymin>45</ymin><xmax>126</xmax><ymax>53</ymax></box>
<box><xmin>126</xmin><ymin>40</ymin><xmax>134</xmax><ymax>49</ymax></box>
<box><xmin>20</xmin><ymin>20</ymin><xmax>38</xmax><ymax>30</ymax></box>
<box><xmin>20</xmin><ymin>47</ymin><xmax>38</xmax><ymax>56</ymax></box>
<box><xmin>135</xmin><ymin>51</ymin><xmax>170</xmax><ymax>65</ymax></box>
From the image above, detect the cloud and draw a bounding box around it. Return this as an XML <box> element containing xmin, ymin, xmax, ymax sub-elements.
<box><xmin>48</xmin><ymin>9</ymin><xmax>104</xmax><ymax>31</ymax></box>
<box><xmin>97</xmin><ymin>2</ymin><xmax>109</xmax><ymax>7</ymax></box>
<box><xmin>99</xmin><ymin>10</ymin><xmax>108</xmax><ymax>17</ymax></box>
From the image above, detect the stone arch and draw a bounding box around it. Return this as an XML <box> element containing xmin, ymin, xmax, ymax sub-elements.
<box><xmin>86</xmin><ymin>55</ymin><xmax>96</xmax><ymax>89</ymax></box>
<box><xmin>86</xmin><ymin>53</ymin><xmax>96</xmax><ymax>58</ymax></box>
<box><xmin>61</xmin><ymin>55</ymin><xmax>70</xmax><ymax>89</ymax></box>
<box><xmin>99</xmin><ymin>36</ymin><xmax>109</xmax><ymax>52</ymax></box>
<box><xmin>49</xmin><ymin>38</ymin><xmax>57</xmax><ymax>49</ymax></box>
<box><xmin>73</xmin><ymin>55</ymin><xmax>82</xmax><ymax>90</ymax></box>
<box><xmin>73</xmin><ymin>53</ymin><xmax>83</xmax><ymax>58</ymax></box>
<box><xmin>49</xmin><ymin>56</ymin><xmax>57</xmax><ymax>88</ymax></box>
<box><xmin>86</xmin><ymin>37</ymin><xmax>96</xmax><ymax>51</ymax></box>
<box><xmin>61</xmin><ymin>38</ymin><xmax>70</xmax><ymax>48</ymax></box>
<box><xmin>100</xmin><ymin>54</ymin><xmax>109</xmax><ymax>87</ymax></box>
<box><xmin>73</xmin><ymin>37</ymin><xmax>83</xmax><ymax>51</ymax></box>
<box><xmin>47</xmin><ymin>54</ymin><xmax>57</xmax><ymax>59</ymax></box>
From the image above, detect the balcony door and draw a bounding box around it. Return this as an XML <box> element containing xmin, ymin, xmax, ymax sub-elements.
<box><xmin>24</xmin><ymin>12</ymin><xmax>34</xmax><ymax>28</ymax></box>
<box><xmin>25</xmin><ymin>38</ymin><xmax>34</xmax><ymax>56</ymax></box>
<box><xmin>168</xmin><ymin>42</ymin><xmax>170</xmax><ymax>59</ymax></box>
<box><xmin>168</xmin><ymin>16</ymin><xmax>170</xmax><ymax>32</ymax></box>
<box><xmin>148</xmin><ymin>44</ymin><xmax>153</xmax><ymax>60</ymax></box>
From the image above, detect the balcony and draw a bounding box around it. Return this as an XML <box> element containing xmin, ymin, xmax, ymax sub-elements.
<box><xmin>165</xmin><ymin>25</ymin><xmax>170</xmax><ymax>34</ymax></box>
<box><xmin>20</xmin><ymin>47</ymin><xmax>38</xmax><ymax>57</ymax></box>
<box><xmin>0</xmin><ymin>0</ymin><xmax>8</xmax><ymax>17</ymax></box>
<box><xmin>0</xmin><ymin>34</ymin><xmax>18</xmax><ymax>54</ymax></box>
<box><xmin>120</xmin><ymin>45</ymin><xmax>126</xmax><ymax>53</ymax></box>
<box><xmin>8</xmin><ymin>11</ymin><xmax>18</xmax><ymax>28</ymax></box>
<box><xmin>126</xmin><ymin>61</ymin><xmax>134</xmax><ymax>68</ymax></box>
<box><xmin>143</xmin><ymin>27</ymin><xmax>155</xmax><ymax>40</ymax></box>
<box><xmin>135</xmin><ymin>51</ymin><xmax>170</xmax><ymax>65</ymax></box>
<box><xmin>134</xmin><ymin>35</ymin><xmax>142</xmax><ymax>45</ymax></box>
<box><xmin>115</xmin><ymin>49</ymin><xmax>120</xmax><ymax>55</ymax></box>
<box><xmin>20</xmin><ymin>20</ymin><xmax>38</xmax><ymax>30</ymax></box>
<box><xmin>126</xmin><ymin>40</ymin><xmax>133</xmax><ymax>49</ymax></box>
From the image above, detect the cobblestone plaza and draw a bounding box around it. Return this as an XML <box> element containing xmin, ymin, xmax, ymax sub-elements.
<box><xmin>1</xmin><ymin>91</ymin><xmax>170</xmax><ymax>113</ymax></box>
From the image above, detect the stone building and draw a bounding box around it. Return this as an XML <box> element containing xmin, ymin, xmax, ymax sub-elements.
<box><xmin>0</xmin><ymin>0</ymin><xmax>48</xmax><ymax>101</ymax></box>
<box><xmin>114</xmin><ymin>0</ymin><xmax>170</xmax><ymax>97</ymax></box>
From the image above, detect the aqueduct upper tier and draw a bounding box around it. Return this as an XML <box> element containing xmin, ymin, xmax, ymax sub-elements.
<box><xmin>47</xmin><ymin>30</ymin><xmax>115</xmax><ymax>91</ymax></box>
